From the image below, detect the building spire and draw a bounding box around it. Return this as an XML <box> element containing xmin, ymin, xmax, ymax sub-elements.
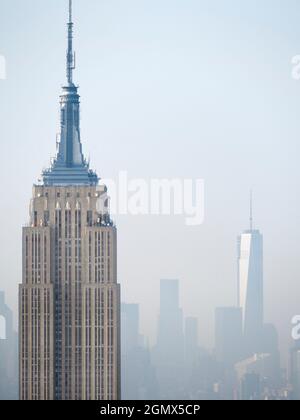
<box><xmin>69</xmin><ymin>0</ymin><xmax>72</xmax><ymax>22</ymax></box>
<box><xmin>42</xmin><ymin>0</ymin><xmax>98</xmax><ymax>186</ymax></box>
<box><xmin>67</xmin><ymin>0</ymin><xmax>76</xmax><ymax>85</ymax></box>
<box><xmin>250</xmin><ymin>189</ymin><xmax>253</xmax><ymax>231</ymax></box>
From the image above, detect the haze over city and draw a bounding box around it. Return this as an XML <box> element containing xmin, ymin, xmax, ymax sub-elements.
<box><xmin>1</xmin><ymin>0</ymin><xmax>300</xmax><ymax>370</ymax></box>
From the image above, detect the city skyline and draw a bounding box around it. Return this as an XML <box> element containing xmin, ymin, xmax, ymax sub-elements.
<box><xmin>0</xmin><ymin>0</ymin><xmax>300</xmax><ymax>371</ymax></box>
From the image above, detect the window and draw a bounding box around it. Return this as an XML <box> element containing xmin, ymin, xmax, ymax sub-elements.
<box><xmin>44</xmin><ymin>211</ymin><xmax>50</xmax><ymax>226</ymax></box>
<box><xmin>34</xmin><ymin>211</ymin><xmax>38</xmax><ymax>227</ymax></box>
<box><xmin>87</xmin><ymin>211</ymin><xmax>93</xmax><ymax>227</ymax></box>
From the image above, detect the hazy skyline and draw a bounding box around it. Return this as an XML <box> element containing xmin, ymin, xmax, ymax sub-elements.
<box><xmin>1</xmin><ymin>0</ymin><xmax>300</xmax><ymax>364</ymax></box>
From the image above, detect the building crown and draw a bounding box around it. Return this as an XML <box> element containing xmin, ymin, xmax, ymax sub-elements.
<box><xmin>42</xmin><ymin>0</ymin><xmax>98</xmax><ymax>187</ymax></box>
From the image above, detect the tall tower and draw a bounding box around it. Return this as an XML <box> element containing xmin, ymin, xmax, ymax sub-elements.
<box><xmin>19</xmin><ymin>1</ymin><xmax>120</xmax><ymax>400</ymax></box>
<box><xmin>0</xmin><ymin>292</ymin><xmax>18</xmax><ymax>400</ymax></box>
<box><xmin>237</xmin><ymin>194</ymin><xmax>263</xmax><ymax>355</ymax></box>
<box><xmin>153</xmin><ymin>280</ymin><xmax>184</xmax><ymax>399</ymax></box>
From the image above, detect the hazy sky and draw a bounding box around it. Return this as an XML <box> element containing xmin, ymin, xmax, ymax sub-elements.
<box><xmin>1</xmin><ymin>0</ymin><xmax>300</xmax><ymax>364</ymax></box>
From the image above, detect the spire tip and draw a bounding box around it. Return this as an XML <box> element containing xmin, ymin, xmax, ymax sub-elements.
<box><xmin>66</xmin><ymin>0</ymin><xmax>75</xmax><ymax>84</ymax></box>
<box><xmin>69</xmin><ymin>0</ymin><xmax>72</xmax><ymax>23</ymax></box>
<box><xmin>250</xmin><ymin>189</ymin><xmax>253</xmax><ymax>231</ymax></box>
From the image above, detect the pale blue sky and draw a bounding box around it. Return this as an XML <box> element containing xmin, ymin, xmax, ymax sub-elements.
<box><xmin>1</xmin><ymin>0</ymin><xmax>300</xmax><ymax>362</ymax></box>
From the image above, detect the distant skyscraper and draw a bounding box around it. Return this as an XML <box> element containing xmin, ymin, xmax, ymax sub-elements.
<box><xmin>19</xmin><ymin>1</ymin><xmax>120</xmax><ymax>400</ymax></box>
<box><xmin>238</xmin><ymin>194</ymin><xmax>263</xmax><ymax>354</ymax></box>
<box><xmin>0</xmin><ymin>291</ymin><xmax>18</xmax><ymax>400</ymax></box>
<box><xmin>121</xmin><ymin>304</ymin><xmax>140</xmax><ymax>354</ymax></box>
<box><xmin>215</xmin><ymin>307</ymin><xmax>243</xmax><ymax>367</ymax></box>
<box><xmin>121</xmin><ymin>303</ymin><xmax>158</xmax><ymax>400</ymax></box>
<box><xmin>121</xmin><ymin>303</ymin><xmax>140</xmax><ymax>400</ymax></box>
<box><xmin>240</xmin><ymin>373</ymin><xmax>261</xmax><ymax>401</ymax></box>
<box><xmin>183</xmin><ymin>317</ymin><xmax>200</xmax><ymax>398</ymax></box>
<box><xmin>260</xmin><ymin>324</ymin><xmax>281</xmax><ymax>389</ymax></box>
<box><xmin>235</xmin><ymin>353</ymin><xmax>276</xmax><ymax>400</ymax></box>
<box><xmin>157</xmin><ymin>280</ymin><xmax>184</xmax><ymax>364</ymax></box>
<box><xmin>290</xmin><ymin>340</ymin><xmax>300</xmax><ymax>400</ymax></box>
<box><xmin>185</xmin><ymin>317</ymin><xmax>199</xmax><ymax>372</ymax></box>
<box><xmin>153</xmin><ymin>279</ymin><xmax>184</xmax><ymax>399</ymax></box>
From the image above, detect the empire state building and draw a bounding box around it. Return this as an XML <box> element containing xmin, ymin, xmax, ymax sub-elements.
<box><xmin>19</xmin><ymin>1</ymin><xmax>120</xmax><ymax>400</ymax></box>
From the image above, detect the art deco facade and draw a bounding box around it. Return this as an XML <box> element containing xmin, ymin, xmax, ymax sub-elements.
<box><xmin>19</xmin><ymin>1</ymin><xmax>120</xmax><ymax>400</ymax></box>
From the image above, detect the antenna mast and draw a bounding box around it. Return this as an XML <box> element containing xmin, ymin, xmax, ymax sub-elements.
<box><xmin>67</xmin><ymin>0</ymin><xmax>76</xmax><ymax>84</ymax></box>
<box><xmin>250</xmin><ymin>190</ymin><xmax>253</xmax><ymax>231</ymax></box>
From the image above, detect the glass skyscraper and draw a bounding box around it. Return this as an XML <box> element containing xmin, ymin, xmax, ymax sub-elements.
<box><xmin>237</xmin><ymin>204</ymin><xmax>263</xmax><ymax>356</ymax></box>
